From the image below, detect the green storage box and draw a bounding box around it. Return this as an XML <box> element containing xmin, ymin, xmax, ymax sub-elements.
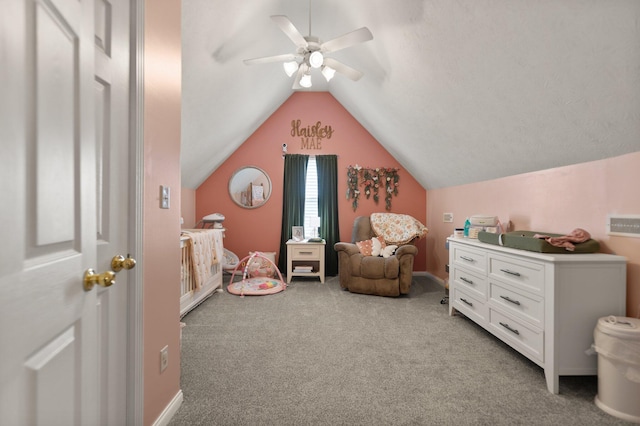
<box><xmin>477</xmin><ymin>230</ymin><xmax>600</xmax><ymax>254</ymax></box>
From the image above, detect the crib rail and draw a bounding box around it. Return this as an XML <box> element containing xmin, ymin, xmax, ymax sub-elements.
<box><xmin>181</xmin><ymin>236</ymin><xmax>196</xmax><ymax>298</ymax></box>
<box><xmin>180</xmin><ymin>230</ymin><xmax>224</xmax><ymax>317</ymax></box>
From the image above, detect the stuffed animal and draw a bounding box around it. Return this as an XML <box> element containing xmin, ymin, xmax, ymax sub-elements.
<box><xmin>381</xmin><ymin>245</ymin><xmax>398</xmax><ymax>258</ymax></box>
<box><xmin>371</xmin><ymin>237</ymin><xmax>383</xmax><ymax>257</ymax></box>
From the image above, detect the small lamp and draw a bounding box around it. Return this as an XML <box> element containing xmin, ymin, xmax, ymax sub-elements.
<box><xmin>309</xmin><ymin>217</ymin><xmax>321</xmax><ymax>238</ymax></box>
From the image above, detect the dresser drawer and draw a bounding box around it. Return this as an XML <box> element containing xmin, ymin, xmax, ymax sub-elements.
<box><xmin>290</xmin><ymin>245</ymin><xmax>321</xmax><ymax>259</ymax></box>
<box><xmin>452</xmin><ymin>287</ymin><xmax>488</xmax><ymax>325</ymax></box>
<box><xmin>489</xmin><ymin>254</ymin><xmax>544</xmax><ymax>295</ymax></box>
<box><xmin>489</xmin><ymin>281</ymin><xmax>543</xmax><ymax>328</ymax></box>
<box><xmin>452</xmin><ymin>266</ymin><xmax>487</xmax><ymax>300</ymax></box>
<box><xmin>489</xmin><ymin>308</ymin><xmax>543</xmax><ymax>363</ymax></box>
<box><xmin>452</xmin><ymin>244</ymin><xmax>487</xmax><ymax>275</ymax></box>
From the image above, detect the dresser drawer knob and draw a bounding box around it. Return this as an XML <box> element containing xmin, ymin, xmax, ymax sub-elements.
<box><xmin>460</xmin><ymin>298</ymin><xmax>473</xmax><ymax>307</ymax></box>
<box><xmin>460</xmin><ymin>276</ymin><xmax>474</xmax><ymax>285</ymax></box>
<box><xmin>500</xmin><ymin>295</ymin><xmax>521</xmax><ymax>305</ymax></box>
<box><xmin>500</xmin><ymin>268</ymin><xmax>521</xmax><ymax>277</ymax></box>
<box><xmin>499</xmin><ymin>322</ymin><xmax>520</xmax><ymax>335</ymax></box>
<box><xmin>460</xmin><ymin>256</ymin><xmax>475</xmax><ymax>262</ymax></box>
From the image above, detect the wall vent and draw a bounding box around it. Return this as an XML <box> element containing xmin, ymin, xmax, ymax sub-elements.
<box><xmin>607</xmin><ymin>215</ymin><xmax>640</xmax><ymax>238</ymax></box>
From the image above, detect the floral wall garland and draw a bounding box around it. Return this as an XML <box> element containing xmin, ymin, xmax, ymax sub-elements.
<box><xmin>346</xmin><ymin>165</ymin><xmax>400</xmax><ymax>211</ymax></box>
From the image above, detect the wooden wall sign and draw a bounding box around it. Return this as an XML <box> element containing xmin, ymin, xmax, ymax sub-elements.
<box><xmin>290</xmin><ymin>119</ymin><xmax>333</xmax><ymax>150</ymax></box>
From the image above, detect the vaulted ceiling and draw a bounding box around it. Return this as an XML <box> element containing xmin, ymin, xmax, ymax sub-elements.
<box><xmin>181</xmin><ymin>0</ymin><xmax>640</xmax><ymax>190</ymax></box>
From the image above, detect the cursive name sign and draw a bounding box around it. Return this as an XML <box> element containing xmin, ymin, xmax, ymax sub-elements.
<box><xmin>290</xmin><ymin>119</ymin><xmax>334</xmax><ymax>150</ymax></box>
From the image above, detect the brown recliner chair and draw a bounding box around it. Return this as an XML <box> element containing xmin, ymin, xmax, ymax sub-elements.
<box><xmin>334</xmin><ymin>216</ymin><xmax>419</xmax><ymax>297</ymax></box>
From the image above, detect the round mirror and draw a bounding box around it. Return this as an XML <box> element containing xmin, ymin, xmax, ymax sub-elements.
<box><xmin>228</xmin><ymin>166</ymin><xmax>272</xmax><ymax>208</ymax></box>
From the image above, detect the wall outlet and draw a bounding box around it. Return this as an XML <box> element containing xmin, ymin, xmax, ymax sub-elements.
<box><xmin>160</xmin><ymin>345</ymin><xmax>169</xmax><ymax>372</ymax></box>
<box><xmin>443</xmin><ymin>213</ymin><xmax>453</xmax><ymax>223</ymax></box>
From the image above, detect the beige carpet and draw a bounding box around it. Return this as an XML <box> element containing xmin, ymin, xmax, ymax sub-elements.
<box><xmin>169</xmin><ymin>274</ymin><xmax>629</xmax><ymax>425</ymax></box>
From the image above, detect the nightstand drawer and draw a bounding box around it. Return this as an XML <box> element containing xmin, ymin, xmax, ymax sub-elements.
<box><xmin>291</xmin><ymin>245</ymin><xmax>321</xmax><ymax>259</ymax></box>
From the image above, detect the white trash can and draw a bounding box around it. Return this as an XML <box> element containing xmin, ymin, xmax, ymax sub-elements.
<box><xmin>593</xmin><ymin>315</ymin><xmax>640</xmax><ymax>423</ymax></box>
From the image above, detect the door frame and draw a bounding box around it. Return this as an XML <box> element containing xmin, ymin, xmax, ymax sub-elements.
<box><xmin>128</xmin><ymin>0</ymin><xmax>145</xmax><ymax>424</ymax></box>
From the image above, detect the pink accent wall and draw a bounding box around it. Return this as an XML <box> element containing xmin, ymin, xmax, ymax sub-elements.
<box><xmin>144</xmin><ymin>0</ymin><xmax>182</xmax><ymax>424</ymax></box>
<box><xmin>426</xmin><ymin>151</ymin><xmax>640</xmax><ymax>316</ymax></box>
<box><xmin>195</xmin><ymin>92</ymin><xmax>428</xmax><ymax>271</ymax></box>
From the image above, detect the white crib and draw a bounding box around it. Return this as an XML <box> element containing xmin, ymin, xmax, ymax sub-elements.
<box><xmin>180</xmin><ymin>229</ymin><xmax>224</xmax><ymax>317</ymax></box>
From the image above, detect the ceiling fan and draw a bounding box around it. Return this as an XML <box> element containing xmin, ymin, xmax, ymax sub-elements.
<box><xmin>243</xmin><ymin>11</ymin><xmax>373</xmax><ymax>89</ymax></box>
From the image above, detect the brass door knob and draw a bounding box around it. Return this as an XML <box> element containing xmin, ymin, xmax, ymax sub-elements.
<box><xmin>83</xmin><ymin>269</ymin><xmax>116</xmax><ymax>291</ymax></box>
<box><xmin>111</xmin><ymin>254</ymin><xmax>137</xmax><ymax>272</ymax></box>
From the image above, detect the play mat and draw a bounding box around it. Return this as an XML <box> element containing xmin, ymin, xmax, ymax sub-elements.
<box><xmin>227</xmin><ymin>252</ymin><xmax>286</xmax><ymax>297</ymax></box>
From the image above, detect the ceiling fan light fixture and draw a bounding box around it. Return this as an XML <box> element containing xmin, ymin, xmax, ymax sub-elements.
<box><xmin>321</xmin><ymin>65</ymin><xmax>336</xmax><ymax>82</ymax></box>
<box><xmin>300</xmin><ymin>73</ymin><xmax>312</xmax><ymax>88</ymax></box>
<box><xmin>283</xmin><ymin>61</ymin><xmax>299</xmax><ymax>77</ymax></box>
<box><xmin>300</xmin><ymin>73</ymin><xmax>313</xmax><ymax>88</ymax></box>
<box><xmin>308</xmin><ymin>51</ymin><xmax>324</xmax><ymax>69</ymax></box>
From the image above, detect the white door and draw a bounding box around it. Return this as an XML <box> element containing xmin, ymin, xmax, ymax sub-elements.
<box><xmin>0</xmin><ymin>0</ymin><xmax>133</xmax><ymax>424</ymax></box>
<box><xmin>94</xmin><ymin>0</ymin><xmax>133</xmax><ymax>424</ymax></box>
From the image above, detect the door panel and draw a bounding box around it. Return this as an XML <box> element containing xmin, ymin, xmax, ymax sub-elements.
<box><xmin>0</xmin><ymin>0</ymin><xmax>98</xmax><ymax>423</ymax></box>
<box><xmin>24</xmin><ymin>327</ymin><xmax>78</xmax><ymax>425</ymax></box>
<box><xmin>35</xmin><ymin>1</ymin><xmax>78</xmax><ymax>247</ymax></box>
<box><xmin>94</xmin><ymin>0</ymin><xmax>131</xmax><ymax>424</ymax></box>
<box><xmin>0</xmin><ymin>0</ymin><xmax>132</xmax><ymax>424</ymax></box>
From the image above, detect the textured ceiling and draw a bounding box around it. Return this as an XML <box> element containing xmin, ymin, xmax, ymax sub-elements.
<box><xmin>181</xmin><ymin>0</ymin><xmax>640</xmax><ymax>190</ymax></box>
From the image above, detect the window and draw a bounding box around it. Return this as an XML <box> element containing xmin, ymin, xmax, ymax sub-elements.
<box><xmin>303</xmin><ymin>156</ymin><xmax>319</xmax><ymax>238</ymax></box>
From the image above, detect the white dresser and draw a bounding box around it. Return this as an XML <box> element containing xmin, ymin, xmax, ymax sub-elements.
<box><xmin>448</xmin><ymin>237</ymin><xmax>626</xmax><ymax>394</ymax></box>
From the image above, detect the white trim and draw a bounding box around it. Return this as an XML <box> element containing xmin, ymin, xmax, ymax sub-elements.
<box><xmin>127</xmin><ymin>0</ymin><xmax>144</xmax><ymax>424</ymax></box>
<box><xmin>151</xmin><ymin>390</ymin><xmax>183</xmax><ymax>426</ymax></box>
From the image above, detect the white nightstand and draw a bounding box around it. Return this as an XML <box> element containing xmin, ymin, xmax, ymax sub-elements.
<box><xmin>286</xmin><ymin>239</ymin><xmax>326</xmax><ymax>283</ymax></box>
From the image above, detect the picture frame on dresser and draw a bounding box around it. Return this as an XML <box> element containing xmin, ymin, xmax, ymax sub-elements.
<box><xmin>292</xmin><ymin>226</ymin><xmax>304</xmax><ymax>242</ymax></box>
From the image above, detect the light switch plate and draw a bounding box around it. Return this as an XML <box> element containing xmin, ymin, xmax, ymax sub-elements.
<box><xmin>443</xmin><ymin>213</ymin><xmax>453</xmax><ymax>223</ymax></box>
<box><xmin>160</xmin><ymin>185</ymin><xmax>170</xmax><ymax>209</ymax></box>
<box><xmin>160</xmin><ymin>345</ymin><xmax>169</xmax><ymax>372</ymax></box>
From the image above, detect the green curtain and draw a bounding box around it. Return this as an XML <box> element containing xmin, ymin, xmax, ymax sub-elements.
<box><xmin>316</xmin><ymin>155</ymin><xmax>340</xmax><ymax>276</ymax></box>
<box><xmin>278</xmin><ymin>154</ymin><xmax>309</xmax><ymax>273</ymax></box>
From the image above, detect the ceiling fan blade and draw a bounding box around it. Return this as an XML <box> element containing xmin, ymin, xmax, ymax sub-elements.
<box><xmin>323</xmin><ymin>58</ymin><xmax>364</xmax><ymax>81</ymax></box>
<box><xmin>243</xmin><ymin>53</ymin><xmax>298</xmax><ymax>66</ymax></box>
<box><xmin>321</xmin><ymin>27</ymin><xmax>373</xmax><ymax>53</ymax></box>
<box><xmin>271</xmin><ymin>15</ymin><xmax>308</xmax><ymax>49</ymax></box>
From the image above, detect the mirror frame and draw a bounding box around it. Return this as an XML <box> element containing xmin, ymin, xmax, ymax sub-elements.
<box><xmin>228</xmin><ymin>166</ymin><xmax>272</xmax><ymax>209</ymax></box>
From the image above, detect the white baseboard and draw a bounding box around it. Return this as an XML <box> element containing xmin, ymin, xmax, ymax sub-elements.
<box><xmin>152</xmin><ymin>389</ymin><xmax>183</xmax><ymax>426</ymax></box>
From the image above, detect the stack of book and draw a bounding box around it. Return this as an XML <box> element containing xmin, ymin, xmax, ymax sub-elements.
<box><xmin>294</xmin><ymin>265</ymin><xmax>313</xmax><ymax>273</ymax></box>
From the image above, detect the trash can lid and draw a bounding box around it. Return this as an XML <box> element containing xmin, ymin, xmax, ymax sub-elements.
<box><xmin>597</xmin><ymin>316</ymin><xmax>640</xmax><ymax>340</ymax></box>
